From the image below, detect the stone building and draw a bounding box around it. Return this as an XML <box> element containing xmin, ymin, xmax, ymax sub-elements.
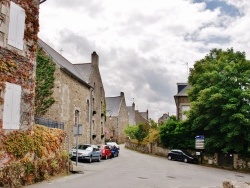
<box><xmin>127</xmin><ymin>102</ymin><xmax>136</xmax><ymax>125</ymax></box>
<box><xmin>106</xmin><ymin>92</ymin><xmax>129</xmax><ymax>143</ymax></box>
<box><xmin>158</xmin><ymin>113</ymin><xmax>170</xmax><ymax>125</ymax></box>
<box><xmin>0</xmin><ymin>0</ymin><xmax>40</xmax><ymax>132</ymax></box>
<box><xmin>127</xmin><ymin>102</ymin><xmax>150</xmax><ymax>126</ymax></box>
<box><xmin>74</xmin><ymin>52</ymin><xmax>106</xmax><ymax>145</ymax></box>
<box><xmin>37</xmin><ymin>39</ymin><xmax>105</xmax><ymax>147</ymax></box>
<box><xmin>174</xmin><ymin>83</ymin><xmax>191</xmax><ymax>120</ymax></box>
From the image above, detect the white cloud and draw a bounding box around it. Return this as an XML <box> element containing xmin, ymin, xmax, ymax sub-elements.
<box><xmin>39</xmin><ymin>0</ymin><xmax>250</xmax><ymax>121</ymax></box>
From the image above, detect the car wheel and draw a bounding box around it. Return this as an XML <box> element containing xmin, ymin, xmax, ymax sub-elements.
<box><xmin>98</xmin><ymin>155</ymin><xmax>101</xmax><ymax>162</ymax></box>
<box><xmin>184</xmin><ymin>158</ymin><xmax>188</xmax><ymax>163</ymax></box>
<box><xmin>168</xmin><ymin>156</ymin><xmax>172</xmax><ymax>160</ymax></box>
<box><xmin>89</xmin><ymin>156</ymin><xmax>92</xmax><ymax>163</ymax></box>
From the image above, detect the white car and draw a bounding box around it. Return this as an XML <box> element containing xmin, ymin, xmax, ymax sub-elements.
<box><xmin>106</xmin><ymin>142</ymin><xmax>120</xmax><ymax>150</ymax></box>
<box><xmin>70</xmin><ymin>144</ymin><xmax>102</xmax><ymax>163</ymax></box>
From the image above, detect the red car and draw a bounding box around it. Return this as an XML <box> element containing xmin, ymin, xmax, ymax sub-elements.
<box><xmin>99</xmin><ymin>145</ymin><xmax>112</xmax><ymax>159</ymax></box>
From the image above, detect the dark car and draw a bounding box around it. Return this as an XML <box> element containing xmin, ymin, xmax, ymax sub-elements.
<box><xmin>167</xmin><ymin>149</ymin><xmax>198</xmax><ymax>163</ymax></box>
<box><xmin>109</xmin><ymin>145</ymin><xmax>119</xmax><ymax>157</ymax></box>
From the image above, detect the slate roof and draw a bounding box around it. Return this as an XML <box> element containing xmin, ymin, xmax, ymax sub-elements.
<box><xmin>106</xmin><ymin>96</ymin><xmax>122</xmax><ymax>117</ymax></box>
<box><xmin>38</xmin><ymin>38</ymin><xmax>91</xmax><ymax>88</ymax></box>
<box><xmin>174</xmin><ymin>84</ymin><xmax>191</xmax><ymax>97</ymax></box>
<box><xmin>73</xmin><ymin>63</ymin><xmax>92</xmax><ymax>83</ymax></box>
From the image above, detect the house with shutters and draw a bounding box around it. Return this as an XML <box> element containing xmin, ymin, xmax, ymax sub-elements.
<box><xmin>106</xmin><ymin>92</ymin><xmax>129</xmax><ymax>143</ymax></box>
<box><xmin>37</xmin><ymin>39</ymin><xmax>105</xmax><ymax>147</ymax></box>
<box><xmin>0</xmin><ymin>0</ymin><xmax>40</xmax><ymax>132</ymax></box>
<box><xmin>174</xmin><ymin>83</ymin><xmax>191</xmax><ymax>120</ymax></box>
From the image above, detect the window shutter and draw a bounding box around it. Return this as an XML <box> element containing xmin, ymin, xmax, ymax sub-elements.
<box><xmin>7</xmin><ymin>2</ymin><xmax>25</xmax><ymax>50</ymax></box>
<box><xmin>3</xmin><ymin>82</ymin><xmax>21</xmax><ymax>130</ymax></box>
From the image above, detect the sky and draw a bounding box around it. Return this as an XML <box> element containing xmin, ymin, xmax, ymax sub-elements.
<box><xmin>38</xmin><ymin>0</ymin><xmax>250</xmax><ymax>121</ymax></box>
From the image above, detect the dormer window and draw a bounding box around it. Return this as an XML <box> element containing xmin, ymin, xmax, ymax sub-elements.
<box><xmin>7</xmin><ymin>2</ymin><xmax>25</xmax><ymax>50</ymax></box>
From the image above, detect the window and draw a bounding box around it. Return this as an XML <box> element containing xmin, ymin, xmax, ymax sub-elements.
<box><xmin>7</xmin><ymin>2</ymin><xmax>25</xmax><ymax>50</ymax></box>
<box><xmin>181</xmin><ymin>105</ymin><xmax>190</xmax><ymax>120</ymax></box>
<box><xmin>3</xmin><ymin>82</ymin><xmax>21</xmax><ymax>129</ymax></box>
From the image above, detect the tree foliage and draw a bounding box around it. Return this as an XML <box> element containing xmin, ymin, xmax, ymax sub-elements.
<box><xmin>159</xmin><ymin>116</ymin><xmax>194</xmax><ymax>149</ymax></box>
<box><xmin>187</xmin><ymin>48</ymin><xmax>250</xmax><ymax>155</ymax></box>
<box><xmin>124</xmin><ymin>123</ymin><xmax>150</xmax><ymax>143</ymax></box>
<box><xmin>35</xmin><ymin>49</ymin><xmax>56</xmax><ymax>116</ymax></box>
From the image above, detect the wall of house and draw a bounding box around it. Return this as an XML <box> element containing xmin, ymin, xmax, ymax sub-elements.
<box><xmin>0</xmin><ymin>0</ymin><xmax>39</xmax><ymax>132</ymax></box>
<box><xmin>176</xmin><ymin>96</ymin><xmax>189</xmax><ymax>120</ymax></box>
<box><xmin>117</xmin><ymin>95</ymin><xmax>129</xmax><ymax>143</ymax></box>
<box><xmin>89</xmin><ymin>52</ymin><xmax>106</xmax><ymax>145</ymax></box>
<box><xmin>43</xmin><ymin>66</ymin><xmax>90</xmax><ymax>148</ymax></box>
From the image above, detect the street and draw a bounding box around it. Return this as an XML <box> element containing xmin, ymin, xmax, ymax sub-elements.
<box><xmin>25</xmin><ymin>145</ymin><xmax>250</xmax><ymax>188</ymax></box>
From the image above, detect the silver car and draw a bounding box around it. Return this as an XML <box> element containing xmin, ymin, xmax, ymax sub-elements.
<box><xmin>71</xmin><ymin>144</ymin><xmax>102</xmax><ymax>163</ymax></box>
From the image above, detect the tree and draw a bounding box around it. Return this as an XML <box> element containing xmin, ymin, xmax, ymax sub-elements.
<box><xmin>124</xmin><ymin>125</ymin><xmax>138</xmax><ymax>139</ymax></box>
<box><xmin>35</xmin><ymin>49</ymin><xmax>55</xmax><ymax>116</ymax></box>
<box><xmin>159</xmin><ymin>116</ymin><xmax>194</xmax><ymax>149</ymax></box>
<box><xmin>134</xmin><ymin>123</ymin><xmax>150</xmax><ymax>143</ymax></box>
<box><xmin>187</xmin><ymin>48</ymin><xmax>250</xmax><ymax>155</ymax></box>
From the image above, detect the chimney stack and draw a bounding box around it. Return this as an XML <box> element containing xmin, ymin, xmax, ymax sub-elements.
<box><xmin>91</xmin><ymin>51</ymin><xmax>99</xmax><ymax>66</ymax></box>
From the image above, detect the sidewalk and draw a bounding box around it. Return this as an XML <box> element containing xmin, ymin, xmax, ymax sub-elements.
<box><xmin>70</xmin><ymin>161</ymin><xmax>84</xmax><ymax>174</ymax></box>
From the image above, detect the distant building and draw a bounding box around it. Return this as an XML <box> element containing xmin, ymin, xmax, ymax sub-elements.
<box><xmin>158</xmin><ymin>113</ymin><xmax>170</xmax><ymax>125</ymax></box>
<box><xmin>106</xmin><ymin>92</ymin><xmax>129</xmax><ymax>143</ymax></box>
<box><xmin>174</xmin><ymin>83</ymin><xmax>191</xmax><ymax>120</ymax></box>
<box><xmin>127</xmin><ymin>102</ymin><xmax>150</xmax><ymax>126</ymax></box>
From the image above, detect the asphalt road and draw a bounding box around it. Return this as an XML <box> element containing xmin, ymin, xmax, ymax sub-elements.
<box><xmin>25</xmin><ymin>145</ymin><xmax>250</xmax><ymax>188</ymax></box>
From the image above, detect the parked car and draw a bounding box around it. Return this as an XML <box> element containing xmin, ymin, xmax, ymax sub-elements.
<box><xmin>106</xmin><ymin>142</ymin><xmax>120</xmax><ymax>150</ymax></box>
<box><xmin>109</xmin><ymin>145</ymin><xmax>119</xmax><ymax>157</ymax></box>
<box><xmin>167</xmin><ymin>149</ymin><xmax>198</xmax><ymax>164</ymax></box>
<box><xmin>70</xmin><ymin>144</ymin><xmax>102</xmax><ymax>163</ymax></box>
<box><xmin>99</xmin><ymin>145</ymin><xmax>112</xmax><ymax>160</ymax></box>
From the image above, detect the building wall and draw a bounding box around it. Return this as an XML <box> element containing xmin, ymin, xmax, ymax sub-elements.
<box><xmin>0</xmin><ymin>0</ymin><xmax>39</xmax><ymax>132</ymax></box>
<box><xmin>43</xmin><ymin>65</ymin><xmax>90</xmax><ymax>148</ymax></box>
<box><xmin>117</xmin><ymin>95</ymin><xmax>129</xmax><ymax>143</ymax></box>
<box><xmin>89</xmin><ymin>52</ymin><xmax>106</xmax><ymax>145</ymax></box>
<box><xmin>176</xmin><ymin>96</ymin><xmax>189</xmax><ymax>120</ymax></box>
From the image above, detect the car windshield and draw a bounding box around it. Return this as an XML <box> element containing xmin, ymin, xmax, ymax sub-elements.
<box><xmin>78</xmin><ymin>145</ymin><xmax>91</xmax><ymax>150</ymax></box>
<box><xmin>182</xmin><ymin>150</ymin><xmax>192</xmax><ymax>156</ymax></box>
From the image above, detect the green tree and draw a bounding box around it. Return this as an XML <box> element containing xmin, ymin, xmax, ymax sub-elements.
<box><xmin>159</xmin><ymin>116</ymin><xmax>194</xmax><ymax>149</ymax></box>
<box><xmin>187</xmin><ymin>48</ymin><xmax>250</xmax><ymax>155</ymax></box>
<box><xmin>134</xmin><ymin>123</ymin><xmax>150</xmax><ymax>143</ymax></box>
<box><xmin>35</xmin><ymin>49</ymin><xmax>55</xmax><ymax>116</ymax></box>
<box><xmin>124</xmin><ymin>125</ymin><xmax>138</xmax><ymax>139</ymax></box>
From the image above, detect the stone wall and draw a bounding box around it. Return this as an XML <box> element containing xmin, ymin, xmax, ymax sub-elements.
<box><xmin>89</xmin><ymin>52</ymin><xmax>106</xmax><ymax>145</ymax></box>
<box><xmin>223</xmin><ymin>181</ymin><xmax>250</xmax><ymax>188</ymax></box>
<box><xmin>44</xmin><ymin>66</ymin><xmax>90</xmax><ymax>148</ymax></box>
<box><xmin>125</xmin><ymin>140</ymin><xmax>169</xmax><ymax>157</ymax></box>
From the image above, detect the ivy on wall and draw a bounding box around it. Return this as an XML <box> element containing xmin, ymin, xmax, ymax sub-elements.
<box><xmin>35</xmin><ymin>49</ymin><xmax>55</xmax><ymax>116</ymax></box>
<box><xmin>0</xmin><ymin>125</ymin><xmax>68</xmax><ymax>187</ymax></box>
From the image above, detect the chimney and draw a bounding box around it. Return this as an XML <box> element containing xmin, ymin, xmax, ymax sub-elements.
<box><xmin>120</xmin><ymin>92</ymin><xmax>124</xmax><ymax>97</ymax></box>
<box><xmin>91</xmin><ymin>51</ymin><xmax>99</xmax><ymax>66</ymax></box>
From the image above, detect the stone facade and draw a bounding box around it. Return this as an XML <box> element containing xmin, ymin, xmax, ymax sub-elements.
<box><xmin>106</xmin><ymin>92</ymin><xmax>129</xmax><ymax>143</ymax></box>
<box><xmin>174</xmin><ymin>83</ymin><xmax>191</xmax><ymax>120</ymax></box>
<box><xmin>87</xmin><ymin>52</ymin><xmax>106</xmax><ymax>145</ymax></box>
<box><xmin>0</xmin><ymin>0</ymin><xmax>40</xmax><ymax>132</ymax></box>
<box><xmin>38</xmin><ymin>39</ymin><xmax>106</xmax><ymax>147</ymax></box>
<box><xmin>43</xmin><ymin>63</ymin><xmax>91</xmax><ymax>148</ymax></box>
